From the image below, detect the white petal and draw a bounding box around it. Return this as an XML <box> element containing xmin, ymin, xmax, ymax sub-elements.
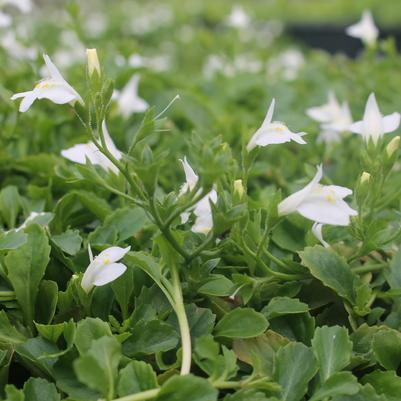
<box><xmin>92</xmin><ymin>263</ymin><xmax>127</xmax><ymax>286</ymax></box>
<box><xmin>312</xmin><ymin>223</ymin><xmax>330</xmax><ymax>248</ymax></box>
<box><xmin>349</xmin><ymin>120</ymin><xmax>363</xmax><ymax>135</ymax></box>
<box><xmin>11</xmin><ymin>91</ymin><xmax>33</xmax><ymax>100</ymax></box>
<box><xmin>61</xmin><ymin>143</ymin><xmax>97</xmax><ymax>164</ymax></box>
<box><xmin>278</xmin><ymin>165</ymin><xmax>323</xmax><ymax>216</ymax></box>
<box><xmin>191</xmin><ymin>213</ymin><xmax>213</xmax><ymax>234</ymax></box>
<box><xmin>180</xmin><ymin>211</ymin><xmax>190</xmax><ymax>224</ymax></box>
<box><xmin>19</xmin><ymin>91</ymin><xmax>37</xmax><ymax>112</ymax></box>
<box><xmin>325</xmin><ymin>185</ymin><xmax>353</xmax><ymax>198</ymax></box>
<box><xmin>179</xmin><ymin>157</ymin><xmax>199</xmax><ymax>193</ymax></box>
<box><xmin>382</xmin><ymin>112</ymin><xmax>401</xmax><ymax>134</ymax></box>
<box><xmin>261</xmin><ymin>99</ymin><xmax>275</xmax><ymax>126</ymax></box>
<box><xmin>297</xmin><ymin>198</ymin><xmax>357</xmax><ymax>226</ymax></box>
<box><xmin>289</xmin><ymin>132</ymin><xmax>307</xmax><ymax>144</ymax></box>
<box><xmin>43</xmin><ymin>54</ymin><xmax>65</xmax><ymax>81</ymax></box>
<box><xmin>101</xmin><ymin>120</ymin><xmax>122</xmax><ymax>161</ymax></box>
<box><xmin>81</xmin><ymin>261</ymin><xmax>97</xmax><ymax>293</ymax></box>
<box><xmin>117</xmin><ymin>74</ymin><xmax>149</xmax><ymax>117</ymax></box>
<box><xmin>95</xmin><ymin>246</ymin><xmax>131</xmax><ymax>264</ymax></box>
<box><xmin>36</xmin><ymin>86</ymin><xmax>78</xmax><ymax>104</ymax></box>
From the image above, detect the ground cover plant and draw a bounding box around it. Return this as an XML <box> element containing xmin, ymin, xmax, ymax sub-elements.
<box><xmin>2</xmin><ymin>1</ymin><xmax>401</xmax><ymax>400</ymax></box>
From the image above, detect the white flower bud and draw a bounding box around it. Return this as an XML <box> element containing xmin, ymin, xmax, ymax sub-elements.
<box><xmin>86</xmin><ymin>48</ymin><xmax>101</xmax><ymax>78</ymax></box>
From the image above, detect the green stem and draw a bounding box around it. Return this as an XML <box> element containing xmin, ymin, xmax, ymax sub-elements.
<box><xmin>352</xmin><ymin>263</ymin><xmax>387</xmax><ymax>274</ymax></box>
<box><xmin>149</xmin><ymin>197</ymin><xmax>190</xmax><ymax>260</ymax></box>
<box><xmin>188</xmin><ymin>233</ymin><xmax>214</xmax><ymax>262</ymax></box>
<box><xmin>112</xmin><ymin>388</ymin><xmax>160</xmax><ymax>401</ymax></box>
<box><xmin>170</xmin><ymin>263</ymin><xmax>192</xmax><ymax>375</ymax></box>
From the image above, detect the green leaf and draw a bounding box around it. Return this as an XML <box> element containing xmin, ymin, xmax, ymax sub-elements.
<box><xmin>233</xmin><ymin>330</ymin><xmax>290</xmax><ymax>377</ymax></box>
<box><xmin>111</xmin><ymin>266</ymin><xmax>135</xmax><ymax>319</ymax></box>
<box><xmin>168</xmin><ymin>304</ymin><xmax>216</xmax><ymax>339</ymax></box>
<box><xmin>262</xmin><ymin>297</ymin><xmax>309</xmax><ymax>319</ymax></box>
<box><xmin>35</xmin><ymin>322</ymin><xmax>65</xmax><ymax>343</ymax></box>
<box><xmin>362</xmin><ymin>371</ymin><xmax>401</xmax><ymax>401</ymax></box>
<box><xmin>198</xmin><ymin>275</ymin><xmax>234</xmax><ymax>297</ymax></box>
<box><xmin>0</xmin><ymin>311</ymin><xmax>27</xmax><ymax>346</ymax></box>
<box><xmin>5</xmin><ymin>224</ymin><xmax>51</xmax><ymax>325</ymax></box>
<box><xmin>311</xmin><ymin>325</ymin><xmax>353</xmax><ymax>382</ymax></box>
<box><xmin>23</xmin><ymin>377</ymin><xmax>60</xmax><ymax>401</ymax></box>
<box><xmin>0</xmin><ymin>230</ymin><xmax>27</xmax><ymax>251</ymax></box>
<box><xmin>16</xmin><ymin>337</ymin><xmax>59</xmax><ymax>377</ymax></box>
<box><xmin>117</xmin><ymin>360</ymin><xmax>158</xmax><ymax>397</ymax></box>
<box><xmin>299</xmin><ymin>246</ymin><xmax>355</xmax><ymax>303</ymax></box>
<box><xmin>51</xmin><ymin>229</ymin><xmax>82</xmax><ymax>255</ymax></box>
<box><xmin>35</xmin><ymin>280</ymin><xmax>58</xmax><ymax>324</ymax></box>
<box><xmin>156</xmin><ymin>374</ymin><xmax>218</xmax><ymax>401</ymax></box>
<box><xmin>3</xmin><ymin>384</ymin><xmax>25</xmax><ymax>401</ymax></box>
<box><xmin>214</xmin><ymin>308</ymin><xmax>268</xmax><ymax>338</ymax></box>
<box><xmin>310</xmin><ymin>372</ymin><xmax>359</xmax><ymax>401</ymax></box>
<box><xmin>194</xmin><ymin>335</ymin><xmax>238</xmax><ymax>381</ymax></box>
<box><xmin>88</xmin><ymin>207</ymin><xmax>149</xmax><ymax>246</ymax></box>
<box><xmin>0</xmin><ymin>186</ymin><xmax>21</xmax><ymax>229</ymax></box>
<box><xmin>123</xmin><ymin>320</ymin><xmax>179</xmax><ymax>356</ymax></box>
<box><xmin>74</xmin><ymin>317</ymin><xmax>112</xmax><ymax>354</ymax></box>
<box><xmin>274</xmin><ymin>342</ymin><xmax>318</xmax><ymax>401</ymax></box>
<box><xmin>372</xmin><ymin>329</ymin><xmax>401</xmax><ymax>370</ymax></box>
<box><xmin>74</xmin><ymin>336</ymin><xmax>121</xmax><ymax>400</ymax></box>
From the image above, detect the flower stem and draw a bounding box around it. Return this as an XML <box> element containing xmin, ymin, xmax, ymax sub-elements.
<box><xmin>112</xmin><ymin>388</ymin><xmax>160</xmax><ymax>401</ymax></box>
<box><xmin>170</xmin><ymin>263</ymin><xmax>191</xmax><ymax>375</ymax></box>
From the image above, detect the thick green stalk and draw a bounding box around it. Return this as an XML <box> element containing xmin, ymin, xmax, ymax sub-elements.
<box><xmin>112</xmin><ymin>388</ymin><xmax>160</xmax><ymax>401</ymax></box>
<box><xmin>170</xmin><ymin>263</ymin><xmax>192</xmax><ymax>375</ymax></box>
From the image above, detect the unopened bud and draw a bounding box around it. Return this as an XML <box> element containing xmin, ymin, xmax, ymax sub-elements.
<box><xmin>234</xmin><ymin>179</ymin><xmax>245</xmax><ymax>199</ymax></box>
<box><xmin>386</xmin><ymin>136</ymin><xmax>400</xmax><ymax>158</ymax></box>
<box><xmin>360</xmin><ymin>171</ymin><xmax>371</xmax><ymax>184</ymax></box>
<box><xmin>86</xmin><ymin>48</ymin><xmax>101</xmax><ymax>78</ymax></box>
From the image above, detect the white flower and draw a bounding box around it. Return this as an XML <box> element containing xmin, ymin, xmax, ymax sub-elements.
<box><xmin>61</xmin><ymin>120</ymin><xmax>122</xmax><ymax>174</ymax></box>
<box><xmin>312</xmin><ymin>222</ymin><xmax>329</xmax><ymax>248</ymax></box>
<box><xmin>349</xmin><ymin>93</ymin><xmax>400</xmax><ymax>144</ymax></box>
<box><xmin>346</xmin><ymin>10</ymin><xmax>379</xmax><ymax>46</ymax></box>
<box><xmin>278</xmin><ymin>165</ymin><xmax>357</xmax><ymax>226</ymax></box>
<box><xmin>81</xmin><ymin>245</ymin><xmax>130</xmax><ymax>293</ymax></box>
<box><xmin>191</xmin><ymin>189</ymin><xmax>218</xmax><ymax>234</ymax></box>
<box><xmin>247</xmin><ymin>99</ymin><xmax>307</xmax><ymax>151</ymax></box>
<box><xmin>3</xmin><ymin>0</ymin><xmax>32</xmax><ymax>13</ymax></box>
<box><xmin>226</xmin><ymin>5</ymin><xmax>250</xmax><ymax>29</ymax></box>
<box><xmin>267</xmin><ymin>49</ymin><xmax>304</xmax><ymax>81</ymax></box>
<box><xmin>179</xmin><ymin>158</ymin><xmax>217</xmax><ymax>234</ymax></box>
<box><xmin>0</xmin><ymin>11</ymin><xmax>12</xmax><ymax>28</ymax></box>
<box><xmin>112</xmin><ymin>74</ymin><xmax>149</xmax><ymax>117</ymax></box>
<box><xmin>179</xmin><ymin>157</ymin><xmax>199</xmax><ymax>196</ymax></box>
<box><xmin>307</xmin><ymin>92</ymin><xmax>352</xmax><ymax>131</ymax></box>
<box><xmin>11</xmin><ymin>54</ymin><xmax>83</xmax><ymax>112</ymax></box>
<box><xmin>307</xmin><ymin>92</ymin><xmax>353</xmax><ymax>144</ymax></box>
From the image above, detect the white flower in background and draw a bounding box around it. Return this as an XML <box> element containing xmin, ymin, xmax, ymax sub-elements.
<box><xmin>306</xmin><ymin>92</ymin><xmax>353</xmax><ymax>143</ymax></box>
<box><xmin>2</xmin><ymin>0</ymin><xmax>32</xmax><ymax>13</ymax></box>
<box><xmin>278</xmin><ymin>165</ymin><xmax>357</xmax><ymax>246</ymax></box>
<box><xmin>350</xmin><ymin>93</ymin><xmax>400</xmax><ymax>144</ymax></box>
<box><xmin>113</xmin><ymin>74</ymin><xmax>149</xmax><ymax>118</ymax></box>
<box><xmin>267</xmin><ymin>49</ymin><xmax>305</xmax><ymax>81</ymax></box>
<box><xmin>179</xmin><ymin>158</ymin><xmax>217</xmax><ymax>234</ymax></box>
<box><xmin>247</xmin><ymin>99</ymin><xmax>307</xmax><ymax>151</ymax></box>
<box><xmin>1</xmin><ymin>31</ymin><xmax>36</xmax><ymax>60</ymax></box>
<box><xmin>226</xmin><ymin>5</ymin><xmax>250</xmax><ymax>29</ymax></box>
<box><xmin>61</xmin><ymin>120</ymin><xmax>122</xmax><ymax>173</ymax></box>
<box><xmin>312</xmin><ymin>223</ymin><xmax>329</xmax><ymax>248</ymax></box>
<box><xmin>0</xmin><ymin>11</ymin><xmax>11</xmax><ymax>27</ymax></box>
<box><xmin>81</xmin><ymin>245</ymin><xmax>130</xmax><ymax>293</ymax></box>
<box><xmin>346</xmin><ymin>10</ymin><xmax>379</xmax><ymax>46</ymax></box>
<box><xmin>11</xmin><ymin>54</ymin><xmax>83</xmax><ymax>112</ymax></box>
